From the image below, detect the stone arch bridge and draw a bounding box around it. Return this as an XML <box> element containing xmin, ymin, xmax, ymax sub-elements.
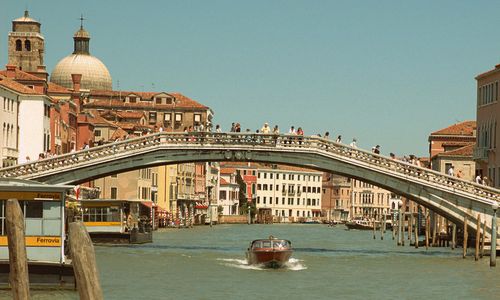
<box><xmin>0</xmin><ymin>132</ymin><xmax>498</xmax><ymax>241</ymax></box>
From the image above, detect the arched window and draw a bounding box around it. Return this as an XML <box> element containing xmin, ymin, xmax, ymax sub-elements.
<box><xmin>25</xmin><ymin>40</ymin><xmax>31</xmax><ymax>51</ymax></box>
<box><xmin>15</xmin><ymin>39</ymin><xmax>22</xmax><ymax>51</ymax></box>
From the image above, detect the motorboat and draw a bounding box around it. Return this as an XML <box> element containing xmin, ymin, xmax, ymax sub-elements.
<box><xmin>345</xmin><ymin>218</ymin><xmax>378</xmax><ymax>230</ymax></box>
<box><xmin>246</xmin><ymin>236</ymin><xmax>293</xmax><ymax>268</ymax></box>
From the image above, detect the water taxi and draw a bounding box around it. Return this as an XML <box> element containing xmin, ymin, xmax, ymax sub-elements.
<box><xmin>246</xmin><ymin>236</ymin><xmax>293</xmax><ymax>268</ymax></box>
<box><xmin>345</xmin><ymin>218</ymin><xmax>379</xmax><ymax>230</ymax></box>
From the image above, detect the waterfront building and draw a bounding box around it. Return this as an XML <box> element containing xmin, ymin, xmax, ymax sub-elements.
<box><xmin>255</xmin><ymin>165</ymin><xmax>322</xmax><ymax>222</ymax></box>
<box><xmin>321</xmin><ymin>174</ymin><xmax>351</xmax><ymax>222</ymax></box>
<box><xmin>0</xmin><ymin>76</ymin><xmax>22</xmax><ymax>167</ymax></box>
<box><xmin>429</xmin><ymin>121</ymin><xmax>476</xmax><ymax>181</ymax></box>
<box><xmin>219</xmin><ymin>168</ymin><xmax>240</xmax><ymax>215</ymax></box>
<box><xmin>475</xmin><ymin>64</ymin><xmax>500</xmax><ymax>187</ymax></box>
<box><xmin>350</xmin><ymin>179</ymin><xmax>392</xmax><ymax>220</ymax></box>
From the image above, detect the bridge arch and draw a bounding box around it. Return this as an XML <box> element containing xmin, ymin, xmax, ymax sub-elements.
<box><xmin>1</xmin><ymin>132</ymin><xmax>499</xmax><ymax>237</ymax></box>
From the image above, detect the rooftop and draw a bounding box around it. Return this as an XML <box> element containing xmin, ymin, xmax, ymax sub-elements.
<box><xmin>430</xmin><ymin>121</ymin><xmax>476</xmax><ymax>137</ymax></box>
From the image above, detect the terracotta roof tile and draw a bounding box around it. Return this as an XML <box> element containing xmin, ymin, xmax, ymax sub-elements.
<box><xmin>437</xmin><ymin>143</ymin><xmax>475</xmax><ymax>157</ymax></box>
<box><xmin>0</xmin><ymin>69</ymin><xmax>45</xmax><ymax>81</ymax></box>
<box><xmin>220</xmin><ymin>168</ymin><xmax>237</xmax><ymax>174</ymax></box>
<box><xmin>0</xmin><ymin>75</ymin><xmax>41</xmax><ymax>95</ymax></box>
<box><xmin>431</xmin><ymin>121</ymin><xmax>476</xmax><ymax>136</ymax></box>
<box><xmin>47</xmin><ymin>82</ymin><xmax>70</xmax><ymax>94</ymax></box>
<box><xmin>110</xmin><ymin>128</ymin><xmax>128</xmax><ymax>140</ymax></box>
<box><xmin>220</xmin><ymin>178</ymin><xmax>229</xmax><ymax>185</ymax></box>
<box><xmin>85</xmin><ymin>90</ymin><xmax>209</xmax><ymax>110</ymax></box>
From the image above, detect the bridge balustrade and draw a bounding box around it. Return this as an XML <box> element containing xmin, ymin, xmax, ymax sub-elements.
<box><xmin>0</xmin><ymin>132</ymin><xmax>499</xmax><ymax>205</ymax></box>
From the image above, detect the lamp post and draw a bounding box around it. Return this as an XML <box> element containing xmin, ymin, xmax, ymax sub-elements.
<box><xmin>491</xmin><ymin>201</ymin><xmax>498</xmax><ymax>267</ymax></box>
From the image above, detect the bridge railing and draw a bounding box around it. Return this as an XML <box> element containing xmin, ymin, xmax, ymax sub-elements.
<box><xmin>0</xmin><ymin>132</ymin><xmax>498</xmax><ymax>204</ymax></box>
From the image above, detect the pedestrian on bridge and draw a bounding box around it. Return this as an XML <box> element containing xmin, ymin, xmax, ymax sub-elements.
<box><xmin>336</xmin><ymin>135</ymin><xmax>342</xmax><ymax>143</ymax></box>
<box><xmin>349</xmin><ymin>138</ymin><xmax>357</xmax><ymax>148</ymax></box>
<box><xmin>324</xmin><ymin>132</ymin><xmax>330</xmax><ymax>139</ymax></box>
<box><xmin>447</xmin><ymin>165</ymin><xmax>454</xmax><ymax>177</ymax></box>
<box><xmin>261</xmin><ymin>123</ymin><xmax>271</xmax><ymax>134</ymax></box>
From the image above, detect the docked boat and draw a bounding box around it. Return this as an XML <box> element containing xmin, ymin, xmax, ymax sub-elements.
<box><xmin>246</xmin><ymin>236</ymin><xmax>293</xmax><ymax>268</ymax></box>
<box><xmin>345</xmin><ymin>218</ymin><xmax>379</xmax><ymax>230</ymax></box>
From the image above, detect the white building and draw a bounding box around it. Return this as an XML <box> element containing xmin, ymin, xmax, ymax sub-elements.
<box><xmin>219</xmin><ymin>168</ymin><xmax>239</xmax><ymax>215</ymax></box>
<box><xmin>0</xmin><ymin>79</ymin><xmax>21</xmax><ymax>167</ymax></box>
<box><xmin>1</xmin><ymin>75</ymin><xmax>50</xmax><ymax>167</ymax></box>
<box><xmin>18</xmin><ymin>93</ymin><xmax>52</xmax><ymax>163</ymax></box>
<box><xmin>256</xmin><ymin>165</ymin><xmax>322</xmax><ymax>222</ymax></box>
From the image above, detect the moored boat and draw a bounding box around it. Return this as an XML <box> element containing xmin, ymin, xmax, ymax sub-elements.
<box><xmin>246</xmin><ymin>236</ymin><xmax>293</xmax><ymax>268</ymax></box>
<box><xmin>345</xmin><ymin>218</ymin><xmax>379</xmax><ymax>230</ymax></box>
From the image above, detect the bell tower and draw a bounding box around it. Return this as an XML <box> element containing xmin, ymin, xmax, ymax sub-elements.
<box><xmin>8</xmin><ymin>10</ymin><xmax>45</xmax><ymax>72</ymax></box>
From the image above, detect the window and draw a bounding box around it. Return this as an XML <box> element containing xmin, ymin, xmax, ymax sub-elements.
<box><xmin>25</xmin><ymin>201</ymin><xmax>43</xmax><ymax>218</ymax></box>
<box><xmin>156</xmin><ymin>97</ymin><xmax>162</xmax><ymax>104</ymax></box>
<box><xmin>129</xmin><ymin>97</ymin><xmax>137</xmax><ymax>103</ymax></box>
<box><xmin>175</xmin><ymin>113</ymin><xmax>182</xmax><ymax>122</ymax></box>
<box><xmin>270</xmin><ymin>173</ymin><xmax>273</xmax><ymax>179</ymax></box>
<box><xmin>264</xmin><ymin>173</ymin><xmax>267</xmax><ymax>179</ymax></box>
<box><xmin>220</xmin><ymin>190</ymin><xmax>227</xmax><ymax>200</ymax></box>
<box><xmin>15</xmin><ymin>39</ymin><xmax>22</xmax><ymax>51</ymax></box>
<box><xmin>164</xmin><ymin>113</ymin><xmax>171</xmax><ymax>121</ymax></box>
<box><xmin>194</xmin><ymin>114</ymin><xmax>201</xmax><ymax>123</ymax></box>
<box><xmin>149</xmin><ymin>112</ymin><xmax>157</xmax><ymax>124</ymax></box>
<box><xmin>25</xmin><ymin>40</ymin><xmax>31</xmax><ymax>51</ymax></box>
<box><xmin>94</xmin><ymin>130</ymin><xmax>101</xmax><ymax>137</ymax></box>
<box><xmin>111</xmin><ymin>187</ymin><xmax>117</xmax><ymax>199</ymax></box>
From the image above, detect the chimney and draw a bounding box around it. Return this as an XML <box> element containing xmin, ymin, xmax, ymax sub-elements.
<box><xmin>5</xmin><ymin>65</ymin><xmax>16</xmax><ymax>78</ymax></box>
<box><xmin>33</xmin><ymin>65</ymin><xmax>48</xmax><ymax>81</ymax></box>
<box><xmin>71</xmin><ymin>73</ymin><xmax>82</xmax><ymax>92</ymax></box>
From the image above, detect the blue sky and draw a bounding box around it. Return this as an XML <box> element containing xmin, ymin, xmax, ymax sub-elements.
<box><xmin>2</xmin><ymin>0</ymin><xmax>499</xmax><ymax>156</ymax></box>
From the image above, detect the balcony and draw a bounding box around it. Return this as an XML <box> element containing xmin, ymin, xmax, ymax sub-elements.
<box><xmin>2</xmin><ymin>147</ymin><xmax>19</xmax><ymax>159</ymax></box>
<box><xmin>288</xmin><ymin>191</ymin><xmax>295</xmax><ymax>196</ymax></box>
<box><xmin>473</xmin><ymin>147</ymin><xmax>489</xmax><ymax>162</ymax></box>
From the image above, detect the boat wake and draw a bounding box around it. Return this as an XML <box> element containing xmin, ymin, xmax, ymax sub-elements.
<box><xmin>217</xmin><ymin>258</ymin><xmax>307</xmax><ymax>271</ymax></box>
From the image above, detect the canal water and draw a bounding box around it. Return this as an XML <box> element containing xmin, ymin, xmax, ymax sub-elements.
<box><xmin>5</xmin><ymin>224</ymin><xmax>500</xmax><ymax>299</ymax></box>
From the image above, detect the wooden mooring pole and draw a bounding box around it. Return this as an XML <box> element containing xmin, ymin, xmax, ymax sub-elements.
<box><xmin>425</xmin><ymin>213</ymin><xmax>429</xmax><ymax>250</ymax></box>
<box><xmin>414</xmin><ymin>214</ymin><xmax>419</xmax><ymax>249</ymax></box>
<box><xmin>491</xmin><ymin>204</ymin><xmax>498</xmax><ymax>267</ymax></box>
<box><xmin>475</xmin><ymin>214</ymin><xmax>481</xmax><ymax>261</ymax></box>
<box><xmin>380</xmin><ymin>215</ymin><xmax>384</xmax><ymax>240</ymax></box>
<box><xmin>480</xmin><ymin>221</ymin><xmax>486</xmax><ymax>258</ymax></box>
<box><xmin>69</xmin><ymin>222</ymin><xmax>103</xmax><ymax>300</ymax></box>
<box><xmin>373</xmin><ymin>219</ymin><xmax>376</xmax><ymax>240</ymax></box>
<box><xmin>451</xmin><ymin>223</ymin><xmax>456</xmax><ymax>250</ymax></box>
<box><xmin>463</xmin><ymin>216</ymin><xmax>468</xmax><ymax>259</ymax></box>
<box><xmin>5</xmin><ymin>199</ymin><xmax>30</xmax><ymax>300</ymax></box>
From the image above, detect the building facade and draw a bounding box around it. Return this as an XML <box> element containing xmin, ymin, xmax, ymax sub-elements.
<box><xmin>256</xmin><ymin>165</ymin><xmax>322</xmax><ymax>222</ymax></box>
<box><xmin>321</xmin><ymin>174</ymin><xmax>351</xmax><ymax>222</ymax></box>
<box><xmin>350</xmin><ymin>179</ymin><xmax>392</xmax><ymax>220</ymax></box>
<box><xmin>475</xmin><ymin>64</ymin><xmax>500</xmax><ymax>187</ymax></box>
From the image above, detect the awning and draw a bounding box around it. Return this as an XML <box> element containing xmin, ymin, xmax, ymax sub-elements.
<box><xmin>311</xmin><ymin>209</ymin><xmax>322</xmax><ymax>212</ymax></box>
<box><xmin>195</xmin><ymin>205</ymin><xmax>208</xmax><ymax>209</ymax></box>
<box><xmin>141</xmin><ymin>201</ymin><xmax>155</xmax><ymax>208</ymax></box>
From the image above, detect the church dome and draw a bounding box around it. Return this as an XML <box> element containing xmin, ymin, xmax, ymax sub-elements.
<box><xmin>50</xmin><ymin>24</ymin><xmax>112</xmax><ymax>90</ymax></box>
<box><xmin>51</xmin><ymin>54</ymin><xmax>112</xmax><ymax>90</ymax></box>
